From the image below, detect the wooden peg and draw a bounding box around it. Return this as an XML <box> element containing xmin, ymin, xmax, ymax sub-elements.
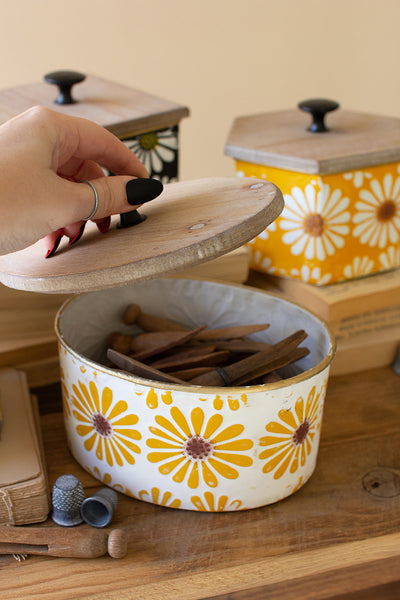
<box><xmin>135</xmin><ymin>312</ymin><xmax>188</xmax><ymax>332</ymax></box>
<box><xmin>0</xmin><ymin>526</ymin><xmax>127</xmax><ymax>559</ymax></box>
<box><xmin>150</xmin><ymin>346</ymin><xmax>227</xmax><ymax>372</ymax></box>
<box><xmin>131</xmin><ymin>325</ymin><xmax>207</xmax><ymax>361</ymax></box>
<box><xmin>195</xmin><ymin>323</ymin><xmax>270</xmax><ymax>341</ymax></box>
<box><xmin>122</xmin><ymin>303</ymin><xmax>141</xmax><ymax>325</ymax></box>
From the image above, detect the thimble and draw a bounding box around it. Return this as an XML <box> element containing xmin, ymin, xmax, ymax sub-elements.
<box><xmin>52</xmin><ymin>474</ymin><xmax>86</xmax><ymax>527</ymax></box>
<box><xmin>80</xmin><ymin>488</ymin><xmax>118</xmax><ymax>528</ymax></box>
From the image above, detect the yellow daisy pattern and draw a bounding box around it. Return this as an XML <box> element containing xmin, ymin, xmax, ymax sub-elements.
<box><xmin>72</xmin><ymin>380</ymin><xmax>141</xmax><ymax>467</ymax></box>
<box><xmin>200</xmin><ymin>394</ymin><xmax>248</xmax><ymax>411</ymax></box>
<box><xmin>147</xmin><ymin>406</ymin><xmax>254</xmax><ymax>489</ymax></box>
<box><xmin>145</xmin><ymin>388</ymin><xmax>173</xmax><ymax>409</ymax></box>
<box><xmin>138</xmin><ymin>487</ymin><xmax>181</xmax><ymax>509</ymax></box>
<box><xmin>191</xmin><ymin>491</ymin><xmax>246</xmax><ymax>511</ymax></box>
<box><xmin>85</xmin><ymin>465</ymin><xmax>134</xmax><ymax>497</ymax></box>
<box><xmin>60</xmin><ymin>367</ymin><xmax>71</xmax><ymax>419</ymax></box>
<box><xmin>259</xmin><ymin>384</ymin><xmax>324</xmax><ymax>479</ymax></box>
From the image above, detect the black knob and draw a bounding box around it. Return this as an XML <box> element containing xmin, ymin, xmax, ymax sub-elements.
<box><xmin>44</xmin><ymin>70</ymin><xmax>86</xmax><ymax>105</ymax></box>
<box><xmin>298</xmin><ymin>98</ymin><xmax>340</xmax><ymax>133</ymax></box>
<box><xmin>118</xmin><ymin>210</ymin><xmax>147</xmax><ymax>228</ymax></box>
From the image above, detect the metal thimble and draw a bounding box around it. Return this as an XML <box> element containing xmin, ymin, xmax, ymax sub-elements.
<box><xmin>80</xmin><ymin>488</ymin><xmax>118</xmax><ymax>528</ymax></box>
<box><xmin>52</xmin><ymin>474</ymin><xmax>86</xmax><ymax>527</ymax></box>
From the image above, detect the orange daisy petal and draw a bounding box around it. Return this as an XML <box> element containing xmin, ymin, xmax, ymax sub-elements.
<box><xmin>200</xmin><ymin>462</ymin><xmax>218</xmax><ymax>487</ymax></box>
<box><xmin>149</xmin><ymin>426</ymin><xmax>182</xmax><ymax>444</ymax></box>
<box><xmin>190</xmin><ymin>407</ymin><xmax>205</xmax><ymax>436</ymax></box>
<box><xmin>83</xmin><ymin>431</ymin><xmax>97</xmax><ymax>451</ymax></box>
<box><xmin>154</xmin><ymin>415</ymin><xmax>187</xmax><ymax>441</ymax></box>
<box><xmin>187</xmin><ymin>462</ymin><xmax>200</xmax><ymax>489</ymax></box>
<box><xmin>203</xmin><ymin>413</ymin><xmax>224</xmax><ymax>439</ymax></box>
<box><xmin>108</xmin><ymin>400</ymin><xmax>128</xmax><ymax>421</ymax></box>
<box><xmin>212</xmin><ymin>452</ymin><xmax>253</xmax><ymax>467</ymax></box>
<box><xmin>295</xmin><ymin>398</ymin><xmax>305</xmax><ymax>424</ymax></box>
<box><xmin>173</xmin><ymin>459</ymin><xmax>190</xmax><ymax>483</ymax></box>
<box><xmin>207</xmin><ymin>458</ymin><xmax>239</xmax><ymax>480</ymax></box>
<box><xmin>170</xmin><ymin>406</ymin><xmax>192</xmax><ymax>438</ymax></box>
<box><xmin>212</xmin><ymin>423</ymin><xmax>244</xmax><ymax>443</ymax></box>
<box><xmin>215</xmin><ymin>439</ymin><xmax>253</xmax><ymax>451</ymax></box>
<box><xmin>273</xmin><ymin>446</ymin><xmax>296</xmax><ymax>479</ymax></box>
<box><xmin>278</xmin><ymin>409</ymin><xmax>298</xmax><ymax>430</ymax></box>
<box><xmin>158</xmin><ymin>456</ymin><xmax>186</xmax><ymax>474</ymax></box>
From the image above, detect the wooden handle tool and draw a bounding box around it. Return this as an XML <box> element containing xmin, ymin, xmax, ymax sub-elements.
<box><xmin>0</xmin><ymin>526</ymin><xmax>127</xmax><ymax>559</ymax></box>
<box><xmin>189</xmin><ymin>330</ymin><xmax>308</xmax><ymax>386</ymax></box>
<box><xmin>107</xmin><ymin>348</ymin><xmax>186</xmax><ymax>384</ymax></box>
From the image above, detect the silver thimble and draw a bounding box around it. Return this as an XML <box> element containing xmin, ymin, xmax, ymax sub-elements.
<box><xmin>52</xmin><ymin>474</ymin><xmax>86</xmax><ymax>527</ymax></box>
<box><xmin>80</xmin><ymin>488</ymin><xmax>118</xmax><ymax>528</ymax></box>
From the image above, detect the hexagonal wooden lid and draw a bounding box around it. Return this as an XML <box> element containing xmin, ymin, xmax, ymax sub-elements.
<box><xmin>0</xmin><ymin>177</ymin><xmax>283</xmax><ymax>294</ymax></box>
<box><xmin>225</xmin><ymin>100</ymin><xmax>400</xmax><ymax>175</ymax></box>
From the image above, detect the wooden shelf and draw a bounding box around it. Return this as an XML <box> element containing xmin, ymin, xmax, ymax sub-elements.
<box><xmin>0</xmin><ymin>366</ymin><xmax>399</xmax><ymax>599</ymax></box>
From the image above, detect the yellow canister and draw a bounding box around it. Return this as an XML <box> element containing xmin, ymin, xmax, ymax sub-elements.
<box><xmin>225</xmin><ymin>99</ymin><xmax>400</xmax><ymax>285</ymax></box>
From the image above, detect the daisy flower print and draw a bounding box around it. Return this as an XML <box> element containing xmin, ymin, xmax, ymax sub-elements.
<box><xmin>280</xmin><ymin>183</ymin><xmax>350</xmax><ymax>260</ymax></box>
<box><xmin>353</xmin><ymin>173</ymin><xmax>400</xmax><ymax>248</ymax></box>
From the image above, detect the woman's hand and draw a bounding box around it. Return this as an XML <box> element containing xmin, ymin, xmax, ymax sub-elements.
<box><xmin>0</xmin><ymin>106</ymin><xmax>152</xmax><ymax>256</ymax></box>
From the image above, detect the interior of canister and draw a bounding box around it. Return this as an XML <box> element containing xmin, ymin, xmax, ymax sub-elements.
<box><xmin>56</xmin><ymin>278</ymin><xmax>335</xmax><ymax>380</ymax></box>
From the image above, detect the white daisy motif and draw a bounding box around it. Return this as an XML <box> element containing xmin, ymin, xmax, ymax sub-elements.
<box><xmin>379</xmin><ymin>245</ymin><xmax>400</xmax><ymax>269</ymax></box>
<box><xmin>289</xmin><ymin>265</ymin><xmax>332</xmax><ymax>285</ymax></box>
<box><xmin>353</xmin><ymin>174</ymin><xmax>400</xmax><ymax>248</ymax></box>
<box><xmin>125</xmin><ymin>127</ymin><xmax>178</xmax><ymax>175</ymax></box>
<box><xmin>249</xmin><ymin>221</ymin><xmax>277</xmax><ymax>245</ymax></box>
<box><xmin>343</xmin><ymin>171</ymin><xmax>372</xmax><ymax>188</ymax></box>
<box><xmin>342</xmin><ymin>256</ymin><xmax>375</xmax><ymax>279</ymax></box>
<box><xmin>279</xmin><ymin>184</ymin><xmax>350</xmax><ymax>260</ymax></box>
<box><xmin>252</xmin><ymin>250</ymin><xmax>274</xmax><ymax>272</ymax></box>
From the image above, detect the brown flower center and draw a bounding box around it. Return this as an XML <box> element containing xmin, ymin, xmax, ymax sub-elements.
<box><xmin>92</xmin><ymin>413</ymin><xmax>112</xmax><ymax>437</ymax></box>
<box><xmin>292</xmin><ymin>420</ymin><xmax>310</xmax><ymax>445</ymax></box>
<box><xmin>377</xmin><ymin>200</ymin><xmax>396</xmax><ymax>221</ymax></box>
<box><xmin>184</xmin><ymin>435</ymin><xmax>213</xmax><ymax>460</ymax></box>
<box><xmin>304</xmin><ymin>214</ymin><xmax>324</xmax><ymax>237</ymax></box>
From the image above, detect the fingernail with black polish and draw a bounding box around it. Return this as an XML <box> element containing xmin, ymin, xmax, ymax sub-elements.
<box><xmin>126</xmin><ymin>178</ymin><xmax>163</xmax><ymax>206</ymax></box>
<box><xmin>96</xmin><ymin>217</ymin><xmax>111</xmax><ymax>234</ymax></box>
<box><xmin>68</xmin><ymin>223</ymin><xmax>86</xmax><ymax>247</ymax></box>
<box><xmin>45</xmin><ymin>235</ymin><xmax>63</xmax><ymax>259</ymax></box>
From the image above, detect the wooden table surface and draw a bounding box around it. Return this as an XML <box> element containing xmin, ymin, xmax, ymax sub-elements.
<box><xmin>1</xmin><ymin>366</ymin><xmax>400</xmax><ymax>600</ymax></box>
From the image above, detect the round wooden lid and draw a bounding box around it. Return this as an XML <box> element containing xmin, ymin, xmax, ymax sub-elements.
<box><xmin>0</xmin><ymin>177</ymin><xmax>283</xmax><ymax>294</ymax></box>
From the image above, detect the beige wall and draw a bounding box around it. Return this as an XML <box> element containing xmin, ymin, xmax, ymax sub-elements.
<box><xmin>1</xmin><ymin>0</ymin><xmax>400</xmax><ymax>180</ymax></box>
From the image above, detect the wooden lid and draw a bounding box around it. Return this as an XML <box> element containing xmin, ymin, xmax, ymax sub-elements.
<box><xmin>0</xmin><ymin>72</ymin><xmax>189</xmax><ymax>137</ymax></box>
<box><xmin>225</xmin><ymin>99</ymin><xmax>400</xmax><ymax>174</ymax></box>
<box><xmin>0</xmin><ymin>177</ymin><xmax>283</xmax><ymax>294</ymax></box>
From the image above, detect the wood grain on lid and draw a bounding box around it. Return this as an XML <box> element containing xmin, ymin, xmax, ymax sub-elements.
<box><xmin>0</xmin><ymin>177</ymin><xmax>283</xmax><ymax>294</ymax></box>
<box><xmin>225</xmin><ymin>109</ymin><xmax>400</xmax><ymax>174</ymax></box>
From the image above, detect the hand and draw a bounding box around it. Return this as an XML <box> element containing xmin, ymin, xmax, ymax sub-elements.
<box><xmin>0</xmin><ymin>106</ymin><xmax>150</xmax><ymax>256</ymax></box>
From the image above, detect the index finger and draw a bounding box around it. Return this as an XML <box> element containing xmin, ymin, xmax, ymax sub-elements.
<box><xmin>55</xmin><ymin>111</ymin><xmax>149</xmax><ymax>178</ymax></box>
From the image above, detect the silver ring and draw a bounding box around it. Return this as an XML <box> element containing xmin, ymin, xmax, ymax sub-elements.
<box><xmin>82</xmin><ymin>180</ymin><xmax>99</xmax><ymax>221</ymax></box>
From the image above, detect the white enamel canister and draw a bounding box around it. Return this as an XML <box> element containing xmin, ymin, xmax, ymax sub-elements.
<box><xmin>56</xmin><ymin>278</ymin><xmax>335</xmax><ymax>512</ymax></box>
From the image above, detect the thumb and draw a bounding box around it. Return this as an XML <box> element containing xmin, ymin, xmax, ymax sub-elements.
<box><xmin>67</xmin><ymin>176</ymin><xmax>164</xmax><ymax>224</ymax></box>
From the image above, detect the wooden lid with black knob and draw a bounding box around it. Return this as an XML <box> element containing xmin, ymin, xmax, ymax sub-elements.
<box><xmin>0</xmin><ymin>177</ymin><xmax>284</xmax><ymax>294</ymax></box>
<box><xmin>225</xmin><ymin>99</ymin><xmax>400</xmax><ymax>175</ymax></box>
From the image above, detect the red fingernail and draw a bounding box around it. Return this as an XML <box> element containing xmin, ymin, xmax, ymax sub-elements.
<box><xmin>96</xmin><ymin>217</ymin><xmax>111</xmax><ymax>234</ymax></box>
<box><xmin>45</xmin><ymin>235</ymin><xmax>63</xmax><ymax>259</ymax></box>
<box><xmin>68</xmin><ymin>223</ymin><xmax>86</xmax><ymax>247</ymax></box>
